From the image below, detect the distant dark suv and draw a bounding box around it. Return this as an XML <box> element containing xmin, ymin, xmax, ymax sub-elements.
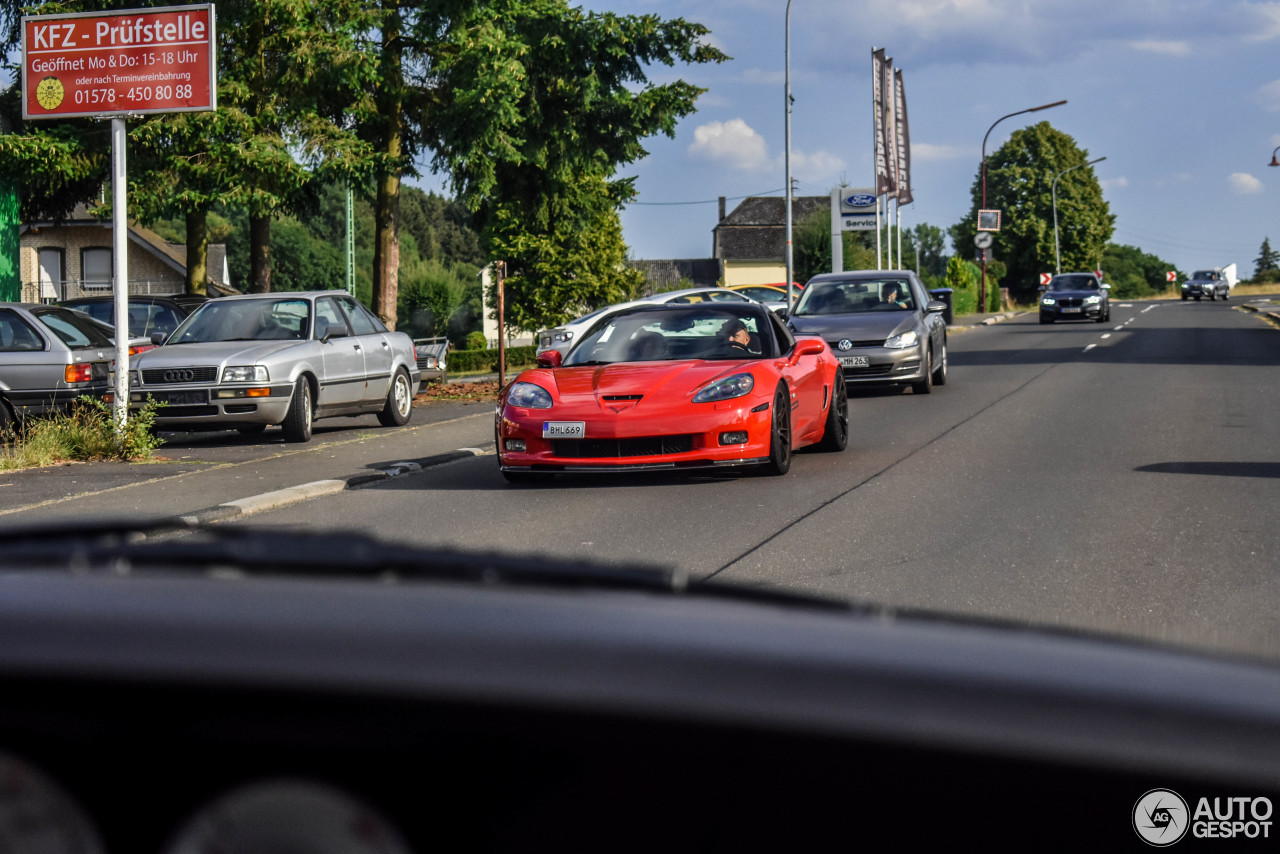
<box><xmin>1181</xmin><ymin>269</ymin><xmax>1230</xmax><ymax>301</ymax></box>
<box><xmin>1039</xmin><ymin>273</ymin><xmax>1111</xmax><ymax>324</ymax></box>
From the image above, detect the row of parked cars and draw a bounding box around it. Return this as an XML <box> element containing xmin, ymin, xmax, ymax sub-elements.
<box><xmin>0</xmin><ymin>291</ymin><xmax>422</xmax><ymax>442</ymax></box>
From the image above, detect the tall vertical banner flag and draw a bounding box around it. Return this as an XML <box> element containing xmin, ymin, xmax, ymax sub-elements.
<box><xmin>882</xmin><ymin>56</ymin><xmax>898</xmax><ymax>204</ymax></box>
<box><xmin>871</xmin><ymin>48</ymin><xmax>894</xmax><ymax>197</ymax></box>
<box><xmin>894</xmin><ymin>69</ymin><xmax>912</xmax><ymax>205</ymax></box>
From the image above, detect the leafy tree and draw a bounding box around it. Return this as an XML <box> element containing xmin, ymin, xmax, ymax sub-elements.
<box><xmin>953</xmin><ymin>122</ymin><xmax>1113</xmax><ymax>302</ymax></box>
<box><xmin>909</xmin><ymin>223</ymin><xmax>947</xmax><ymax>279</ymax></box>
<box><xmin>793</xmin><ymin>208</ymin><xmax>878</xmax><ymax>283</ymax></box>
<box><xmin>1101</xmin><ymin>243</ymin><xmax>1177</xmax><ymax>299</ymax></box>
<box><xmin>945</xmin><ymin>256</ymin><xmax>979</xmax><ymax>315</ymax></box>
<box><xmin>1255</xmin><ymin>237</ymin><xmax>1279</xmax><ymax>277</ymax></box>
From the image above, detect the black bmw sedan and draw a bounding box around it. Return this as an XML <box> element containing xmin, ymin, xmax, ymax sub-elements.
<box><xmin>1039</xmin><ymin>272</ymin><xmax>1111</xmax><ymax>324</ymax></box>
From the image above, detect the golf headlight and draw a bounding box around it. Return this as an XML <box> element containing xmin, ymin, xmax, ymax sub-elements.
<box><xmin>884</xmin><ymin>330</ymin><xmax>919</xmax><ymax>350</ymax></box>
<box><xmin>1084</xmin><ymin>295</ymin><xmax>1102</xmax><ymax>304</ymax></box>
<box><xmin>693</xmin><ymin>373</ymin><xmax>755</xmax><ymax>403</ymax></box>
<box><xmin>224</xmin><ymin>365</ymin><xmax>269</xmax><ymax>382</ymax></box>
<box><xmin>508</xmin><ymin>381</ymin><xmax>553</xmax><ymax>409</ymax></box>
<box><xmin>1041</xmin><ymin>297</ymin><xmax>1057</xmax><ymax>305</ymax></box>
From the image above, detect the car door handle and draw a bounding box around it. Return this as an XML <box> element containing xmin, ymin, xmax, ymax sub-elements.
<box><xmin>381</xmin><ymin>342</ymin><xmax>389</xmax><ymax>349</ymax></box>
<box><xmin>353</xmin><ymin>344</ymin><xmax>363</xmax><ymax>352</ymax></box>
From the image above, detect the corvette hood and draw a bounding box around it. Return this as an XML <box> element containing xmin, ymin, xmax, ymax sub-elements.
<box><xmin>524</xmin><ymin>361</ymin><xmax>758</xmax><ymax>411</ymax></box>
<box><xmin>135</xmin><ymin>340</ymin><xmax>305</xmax><ymax>369</ymax></box>
<box><xmin>788</xmin><ymin>313</ymin><xmax>912</xmax><ymax>343</ymax></box>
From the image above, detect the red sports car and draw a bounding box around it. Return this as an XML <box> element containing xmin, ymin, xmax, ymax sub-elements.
<box><xmin>496</xmin><ymin>302</ymin><xmax>848</xmax><ymax>482</ymax></box>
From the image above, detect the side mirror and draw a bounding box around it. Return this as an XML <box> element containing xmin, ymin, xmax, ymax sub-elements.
<box><xmin>926</xmin><ymin>300</ymin><xmax>947</xmax><ymax>314</ymax></box>
<box><xmin>1101</xmin><ymin>283</ymin><xmax>1111</xmax><ymax>290</ymax></box>
<box><xmin>321</xmin><ymin>323</ymin><xmax>348</xmax><ymax>342</ymax></box>
<box><xmin>536</xmin><ymin>350</ymin><xmax>563</xmax><ymax>368</ymax></box>
<box><xmin>791</xmin><ymin>338</ymin><xmax>826</xmax><ymax>362</ymax></box>
<box><xmin>150</xmin><ymin>331</ymin><xmax>167</xmax><ymax>346</ymax></box>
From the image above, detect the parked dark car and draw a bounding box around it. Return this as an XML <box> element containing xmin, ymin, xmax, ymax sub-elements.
<box><xmin>1038</xmin><ymin>273</ymin><xmax>1111</xmax><ymax>323</ymax></box>
<box><xmin>59</xmin><ymin>294</ymin><xmax>210</xmax><ymax>340</ymax></box>
<box><xmin>0</xmin><ymin>304</ymin><xmax>113</xmax><ymax>431</ymax></box>
<box><xmin>786</xmin><ymin>270</ymin><xmax>948</xmax><ymax>394</ymax></box>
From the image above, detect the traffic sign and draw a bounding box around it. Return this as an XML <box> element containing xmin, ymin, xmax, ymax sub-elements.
<box><xmin>1166</xmin><ymin>271</ymin><xmax>1176</xmax><ymax>282</ymax></box>
<box><xmin>1040</xmin><ymin>273</ymin><xmax>1052</xmax><ymax>286</ymax></box>
<box><xmin>974</xmin><ymin>232</ymin><xmax>993</xmax><ymax>249</ymax></box>
<box><xmin>22</xmin><ymin>5</ymin><xmax>216</xmax><ymax>120</ymax></box>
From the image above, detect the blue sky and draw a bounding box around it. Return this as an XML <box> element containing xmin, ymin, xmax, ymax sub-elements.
<box><xmin>542</xmin><ymin>0</ymin><xmax>1280</xmax><ymax>278</ymax></box>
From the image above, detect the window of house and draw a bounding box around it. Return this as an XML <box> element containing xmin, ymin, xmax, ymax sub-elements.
<box><xmin>81</xmin><ymin>248</ymin><xmax>113</xmax><ymax>290</ymax></box>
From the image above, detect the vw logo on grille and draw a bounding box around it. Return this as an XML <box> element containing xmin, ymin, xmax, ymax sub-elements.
<box><xmin>163</xmin><ymin>369</ymin><xmax>196</xmax><ymax>383</ymax></box>
<box><xmin>837</xmin><ymin>339</ymin><xmax>853</xmax><ymax>351</ymax></box>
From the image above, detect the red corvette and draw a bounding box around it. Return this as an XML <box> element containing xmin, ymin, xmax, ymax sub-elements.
<box><xmin>496</xmin><ymin>302</ymin><xmax>848</xmax><ymax>482</ymax></box>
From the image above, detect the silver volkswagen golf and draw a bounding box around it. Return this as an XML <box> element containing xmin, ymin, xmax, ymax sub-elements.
<box><xmin>127</xmin><ymin>292</ymin><xmax>421</xmax><ymax>442</ymax></box>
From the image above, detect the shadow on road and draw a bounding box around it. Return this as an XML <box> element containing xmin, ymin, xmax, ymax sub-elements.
<box><xmin>1135</xmin><ymin>462</ymin><xmax>1280</xmax><ymax>479</ymax></box>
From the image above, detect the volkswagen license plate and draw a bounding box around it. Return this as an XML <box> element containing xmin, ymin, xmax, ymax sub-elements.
<box><xmin>1061</xmin><ymin>307</ymin><xmax>1082</xmax><ymax>314</ymax></box>
<box><xmin>542</xmin><ymin>421</ymin><xmax>585</xmax><ymax>439</ymax></box>
<box><xmin>839</xmin><ymin>356</ymin><xmax>870</xmax><ymax>368</ymax></box>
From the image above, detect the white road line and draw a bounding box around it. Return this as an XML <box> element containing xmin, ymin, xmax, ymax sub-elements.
<box><xmin>1100</xmin><ymin>334</ymin><xmax>1112</xmax><ymax>339</ymax></box>
<box><xmin>1114</xmin><ymin>326</ymin><xmax>1124</xmax><ymax>331</ymax></box>
<box><xmin>1083</xmin><ymin>344</ymin><xmax>1097</xmax><ymax>353</ymax></box>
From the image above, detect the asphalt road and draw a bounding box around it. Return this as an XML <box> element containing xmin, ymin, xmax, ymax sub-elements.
<box><xmin>221</xmin><ymin>297</ymin><xmax>1280</xmax><ymax>659</ymax></box>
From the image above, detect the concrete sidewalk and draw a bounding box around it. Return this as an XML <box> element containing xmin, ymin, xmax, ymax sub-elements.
<box><xmin>0</xmin><ymin>400</ymin><xmax>495</xmax><ymax>530</ymax></box>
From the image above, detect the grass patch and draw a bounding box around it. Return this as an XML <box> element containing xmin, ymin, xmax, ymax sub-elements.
<box><xmin>0</xmin><ymin>398</ymin><xmax>166</xmax><ymax>471</ymax></box>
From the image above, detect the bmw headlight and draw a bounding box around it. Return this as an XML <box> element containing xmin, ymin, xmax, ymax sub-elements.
<box><xmin>224</xmin><ymin>365</ymin><xmax>269</xmax><ymax>383</ymax></box>
<box><xmin>1041</xmin><ymin>297</ymin><xmax>1057</xmax><ymax>306</ymax></box>
<box><xmin>508</xmin><ymin>381</ymin><xmax>553</xmax><ymax>409</ymax></box>
<box><xmin>1181</xmin><ymin>283</ymin><xmax>1189</xmax><ymax>289</ymax></box>
<box><xmin>1084</xmin><ymin>295</ymin><xmax>1102</xmax><ymax>304</ymax></box>
<box><xmin>693</xmin><ymin>372</ymin><xmax>755</xmax><ymax>403</ymax></box>
<box><xmin>883</xmin><ymin>330</ymin><xmax>919</xmax><ymax>350</ymax></box>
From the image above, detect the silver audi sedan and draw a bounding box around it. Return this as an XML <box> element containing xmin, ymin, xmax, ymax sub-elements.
<box><xmin>786</xmin><ymin>270</ymin><xmax>949</xmax><ymax>394</ymax></box>
<box><xmin>127</xmin><ymin>292</ymin><xmax>420</xmax><ymax>442</ymax></box>
<box><xmin>0</xmin><ymin>303</ymin><xmax>114</xmax><ymax>432</ymax></box>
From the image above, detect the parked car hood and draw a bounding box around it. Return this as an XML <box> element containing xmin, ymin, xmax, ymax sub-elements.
<box><xmin>135</xmin><ymin>340</ymin><xmax>307</xmax><ymax>369</ymax></box>
<box><xmin>1044</xmin><ymin>289</ymin><xmax>1104</xmax><ymax>299</ymax></box>
<box><xmin>788</xmin><ymin>313</ymin><xmax>914</xmax><ymax>342</ymax></box>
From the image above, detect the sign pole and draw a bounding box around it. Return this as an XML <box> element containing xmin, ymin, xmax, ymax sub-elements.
<box><xmin>496</xmin><ymin>262</ymin><xmax>506</xmax><ymax>389</ymax></box>
<box><xmin>111</xmin><ymin>116</ymin><xmax>129</xmax><ymax>429</ymax></box>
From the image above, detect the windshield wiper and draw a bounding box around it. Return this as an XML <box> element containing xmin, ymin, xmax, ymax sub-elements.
<box><xmin>0</xmin><ymin>520</ymin><xmax>849</xmax><ymax>610</ymax></box>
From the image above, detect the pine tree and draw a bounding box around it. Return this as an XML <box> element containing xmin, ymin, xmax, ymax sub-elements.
<box><xmin>1254</xmin><ymin>237</ymin><xmax>1279</xmax><ymax>276</ymax></box>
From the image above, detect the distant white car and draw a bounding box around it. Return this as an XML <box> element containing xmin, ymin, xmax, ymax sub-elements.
<box><xmin>535</xmin><ymin>287</ymin><xmax>758</xmax><ymax>358</ymax></box>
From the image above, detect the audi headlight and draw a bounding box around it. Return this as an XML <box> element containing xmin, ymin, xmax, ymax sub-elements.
<box><xmin>507</xmin><ymin>381</ymin><xmax>553</xmax><ymax>409</ymax></box>
<box><xmin>224</xmin><ymin>365</ymin><xmax>269</xmax><ymax>383</ymax></box>
<box><xmin>1084</xmin><ymin>295</ymin><xmax>1102</xmax><ymax>304</ymax></box>
<box><xmin>884</xmin><ymin>330</ymin><xmax>919</xmax><ymax>350</ymax></box>
<box><xmin>1041</xmin><ymin>297</ymin><xmax>1057</xmax><ymax>305</ymax></box>
<box><xmin>693</xmin><ymin>372</ymin><xmax>755</xmax><ymax>403</ymax></box>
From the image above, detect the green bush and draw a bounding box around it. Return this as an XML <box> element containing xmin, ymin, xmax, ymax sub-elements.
<box><xmin>0</xmin><ymin>397</ymin><xmax>165</xmax><ymax>471</ymax></box>
<box><xmin>449</xmin><ymin>345</ymin><xmax>538</xmax><ymax>373</ymax></box>
<box><xmin>465</xmin><ymin>331</ymin><xmax>487</xmax><ymax>350</ymax></box>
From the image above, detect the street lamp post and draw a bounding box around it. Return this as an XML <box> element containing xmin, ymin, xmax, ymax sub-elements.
<box><xmin>978</xmin><ymin>99</ymin><xmax>1067</xmax><ymax>313</ymax></box>
<box><xmin>1052</xmin><ymin>156</ymin><xmax>1106</xmax><ymax>274</ymax></box>
<box><xmin>784</xmin><ymin>0</ymin><xmax>795</xmax><ymax>314</ymax></box>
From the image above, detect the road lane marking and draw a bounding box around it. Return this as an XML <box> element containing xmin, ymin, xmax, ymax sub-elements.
<box><xmin>1100</xmin><ymin>334</ymin><xmax>1112</xmax><ymax>339</ymax></box>
<box><xmin>1083</xmin><ymin>344</ymin><xmax>1097</xmax><ymax>353</ymax></box>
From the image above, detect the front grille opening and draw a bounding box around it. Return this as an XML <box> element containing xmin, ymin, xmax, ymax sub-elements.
<box><xmin>223</xmin><ymin>404</ymin><xmax>258</xmax><ymax>414</ymax></box>
<box><xmin>551</xmin><ymin>435</ymin><xmax>694</xmax><ymax>458</ymax></box>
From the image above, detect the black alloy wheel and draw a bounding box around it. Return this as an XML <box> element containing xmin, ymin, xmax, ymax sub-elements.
<box><xmin>760</xmin><ymin>386</ymin><xmax>792</xmax><ymax>475</ymax></box>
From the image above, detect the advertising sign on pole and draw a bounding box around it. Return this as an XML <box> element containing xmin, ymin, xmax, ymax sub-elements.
<box><xmin>839</xmin><ymin>189</ymin><xmax>878</xmax><ymax>231</ymax></box>
<box><xmin>22</xmin><ymin>4</ymin><xmax>215</xmax><ymax>120</ymax></box>
<box><xmin>893</xmin><ymin>69</ymin><xmax>912</xmax><ymax>206</ymax></box>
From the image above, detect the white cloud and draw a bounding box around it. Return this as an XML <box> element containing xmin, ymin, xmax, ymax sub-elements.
<box><xmin>688</xmin><ymin>119</ymin><xmax>771</xmax><ymax>171</ymax></box>
<box><xmin>1257</xmin><ymin>79</ymin><xmax>1280</xmax><ymax>112</ymax></box>
<box><xmin>1129</xmin><ymin>40</ymin><xmax>1191</xmax><ymax>56</ymax></box>
<box><xmin>911</xmin><ymin>143</ymin><xmax>968</xmax><ymax>161</ymax></box>
<box><xmin>790</xmin><ymin>149</ymin><xmax>847</xmax><ymax>181</ymax></box>
<box><xmin>1100</xmin><ymin>177</ymin><xmax>1129</xmax><ymax>191</ymax></box>
<box><xmin>1229</xmin><ymin>172</ymin><xmax>1264</xmax><ymax>194</ymax></box>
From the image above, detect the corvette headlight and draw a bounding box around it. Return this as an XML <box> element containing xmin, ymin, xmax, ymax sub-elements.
<box><xmin>1041</xmin><ymin>297</ymin><xmax>1057</xmax><ymax>305</ymax></box>
<box><xmin>507</xmin><ymin>381</ymin><xmax>553</xmax><ymax>409</ymax></box>
<box><xmin>884</xmin><ymin>330</ymin><xmax>919</xmax><ymax>350</ymax></box>
<box><xmin>553</xmin><ymin>331</ymin><xmax>574</xmax><ymax>342</ymax></box>
<box><xmin>693</xmin><ymin>373</ymin><xmax>755</xmax><ymax>403</ymax></box>
<box><xmin>223</xmin><ymin>365</ymin><xmax>269</xmax><ymax>383</ymax></box>
<box><xmin>1084</xmin><ymin>295</ymin><xmax>1102</xmax><ymax>304</ymax></box>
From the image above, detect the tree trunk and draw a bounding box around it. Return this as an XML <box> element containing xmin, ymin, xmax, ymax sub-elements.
<box><xmin>372</xmin><ymin>0</ymin><xmax>402</xmax><ymax>331</ymax></box>
<box><xmin>184</xmin><ymin>208</ymin><xmax>208</xmax><ymax>296</ymax></box>
<box><xmin>249</xmin><ymin>214</ymin><xmax>272</xmax><ymax>293</ymax></box>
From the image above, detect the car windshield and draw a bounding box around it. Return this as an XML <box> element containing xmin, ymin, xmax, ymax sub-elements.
<box><xmin>167</xmin><ymin>299</ymin><xmax>311</xmax><ymax>344</ymax></box>
<box><xmin>1192</xmin><ymin>271</ymin><xmax>1217</xmax><ymax>280</ymax></box>
<box><xmin>68</xmin><ymin>301</ymin><xmax>186</xmax><ymax>337</ymax></box>
<box><xmin>1048</xmin><ymin>275</ymin><xmax>1099</xmax><ymax>291</ymax></box>
<box><xmin>31</xmin><ymin>308</ymin><xmax>113</xmax><ymax>349</ymax></box>
<box><xmin>564</xmin><ymin>307</ymin><xmax>771</xmax><ymax>364</ymax></box>
<box><xmin>792</xmin><ymin>279</ymin><xmax>915</xmax><ymax>314</ymax></box>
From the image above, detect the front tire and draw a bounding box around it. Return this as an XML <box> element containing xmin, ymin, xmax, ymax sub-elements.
<box><xmin>933</xmin><ymin>340</ymin><xmax>948</xmax><ymax>386</ymax></box>
<box><xmin>816</xmin><ymin>373</ymin><xmax>848</xmax><ymax>452</ymax></box>
<box><xmin>281</xmin><ymin>377</ymin><xmax>314</xmax><ymax>443</ymax></box>
<box><xmin>912</xmin><ymin>347</ymin><xmax>934</xmax><ymax>395</ymax></box>
<box><xmin>759</xmin><ymin>386</ymin><xmax>792</xmax><ymax>476</ymax></box>
<box><xmin>377</xmin><ymin>368</ymin><xmax>413</xmax><ymax>427</ymax></box>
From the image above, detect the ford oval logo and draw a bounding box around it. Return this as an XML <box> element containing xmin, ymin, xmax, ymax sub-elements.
<box><xmin>163</xmin><ymin>369</ymin><xmax>195</xmax><ymax>383</ymax></box>
<box><xmin>845</xmin><ymin>193</ymin><xmax>876</xmax><ymax>207</ymax></box>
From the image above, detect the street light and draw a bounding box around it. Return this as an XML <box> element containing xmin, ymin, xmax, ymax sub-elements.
<box><xmin>1270</xmin><ymin>145</ymin><xmax>1280</xmax><ymax>167</ymax></box>
<box><xmin>1052</xmin><ymin>156</ymin><xmax>1106</xmax><ymax>274</ymax></box>
<box><xmin>784</xmin><ymin>0</ymin><xmax>795</xmax><ymax>313</ymax></box>
<box><xmin>978</xmin><ymin>99</ymin><xmax>1067</xmax><ymax>313</ymax></box>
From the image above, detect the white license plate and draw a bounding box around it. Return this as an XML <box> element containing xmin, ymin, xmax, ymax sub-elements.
<box><xmin>1060</xmin><ymin>307</ymin><xmax>1082</xmax><ymax>314</ymax></box>
<box><xmin>542</xmin><ymin>421</ymin><xmax>585</xmax><ymax>439</ymax></box>
<box><xmin>839</xmin><ymin>356</ymin><xmax>870</xmax><ymax>367</ymax></box>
